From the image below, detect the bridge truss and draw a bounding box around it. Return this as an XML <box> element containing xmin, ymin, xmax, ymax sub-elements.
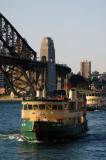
<box><xmin>0</xmin><ymin>13</ymin><xmax>71</xmax><ymax>97</ymax></box>
<box><xmin>0</xmin><ymin>13</ymin><xmax>39</xmax><ymax>97</ymax></box>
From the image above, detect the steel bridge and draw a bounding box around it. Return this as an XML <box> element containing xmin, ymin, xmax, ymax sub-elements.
<box><xmin>0</xmin><ymin>13</ymin><xmax>71</xmax><ymax>97</ymax></box>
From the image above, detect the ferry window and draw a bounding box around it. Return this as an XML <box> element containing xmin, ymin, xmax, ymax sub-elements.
<box><xmin>39</xmin><ymin>104</ymin><xmax>45</xmax><ymax>110</ymax></box>
<box><xmin>64</xmin><ymin>104</ymin><xmax>68</xmax><ymax>110</ymax></box>
<box><xmin>28</xmin><ymin>105</ymin><xmax>32</xmax><ymax>110</ymax></box>
<box><xmin>24</xmin><ymin>104</ymin><xmax>27</xmax><ymax>110</ymax></box>
<box><xmin>46</xmin><ymin>105</ymin><xmax>51</xmax><ymax>110</ymax></box>
<box><xmin>78</xmin><ymin>117</ymin><xmax>81</xmax><ymax>124</ymax></box>
<box><xmin>52</xmin><ymin>105</ymin><xmax>57</xmax><ymax>110</ymax></box>
<box><xmin>68</xmin><ymin>105</ymin><xmax>72</xmax><ymax>110</ymax></box>
<box><xmin>69</xmin><ymin>102</ymin><xmax>76</xmax><ymax>110</ymax></box>
<box><xmin>33</xmin><ymin>105</ymin><xmax>38</xmax><ymax>110</ymax></box>
<box><xmin>58</xmin><ymin>105</ymin><xmax>63</xmax><ymax>110</ymax></box>
<box><xmin>57</xmin><ymin>119</ymin><xmax>62</xmax><ymax>122</ymax></box>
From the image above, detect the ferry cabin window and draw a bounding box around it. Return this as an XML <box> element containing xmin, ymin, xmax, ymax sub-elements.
<box><xmin>64</xmin><ymin>104</ymin><xmax>68</xmax><ymax>110</ymax></box>
<box><xmin>28</xmin><ymin>105</ymin><xmax>33</xmax><ymax>110</ymax></box>
<box><xmin>39</xmin><ymin>104</ymin><xmax>45</xmax><ymax>110</ymax></box>
<box><xmin>58</xmin><ymin>105</ymin><xmax>63</xmax><ymax>110</ymax></box>
<box><xmin>46</xmin><ymin>105</ymin><xmax>51</xmax><ymax>110</ymax></box>
<box><xmin>23</xmin><ymin>104</ymin><xmax>27</xmax><ymax>110</ymax></box>
<box><xmin>52</xmin><ymin>105</ymin><xmax>57</xmax><ymax>110</ymax></box>
<box><xmin>68</xmin><ymin>102</ymin><xmax>76</xmax><ymax>110</ymax></box>
<box><xmin>33</xmin><ymin>105</ymin><xmax>38</xmax><ymax>110</ymax></box>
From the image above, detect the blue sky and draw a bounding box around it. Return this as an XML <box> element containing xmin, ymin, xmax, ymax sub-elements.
<box><xmin>1</xmin><ymin>0</ymin><xmax>106</xmax><ymax>73</ymax></box>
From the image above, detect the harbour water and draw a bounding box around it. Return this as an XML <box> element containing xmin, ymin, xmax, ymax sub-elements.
<box><xmin>0</xmin><ymin>103</ymin><xmax>106</xmax><ymax>160</ymax></box>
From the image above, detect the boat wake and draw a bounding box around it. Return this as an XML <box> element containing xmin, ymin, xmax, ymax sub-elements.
<box><xmin>0</xmin><ymin>133</ymin><xmax>58</xmax><ymax>143</ymax></box>
<box><xmin>0</xmin><ymin>133</ymin><xmax>24</xmax><ymax>142</ymax></box>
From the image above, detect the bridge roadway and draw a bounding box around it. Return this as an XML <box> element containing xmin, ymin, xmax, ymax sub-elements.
<box><xmin>0</xmin><ymin>54</ymin><xmax>71</xmax><ymax>74</ymax></box>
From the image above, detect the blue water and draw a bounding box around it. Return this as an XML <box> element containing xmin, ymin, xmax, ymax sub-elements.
<box><xmin>0</xmin><ymin>103</ymin><xmax>106</xmax><ymax>160</ymax></box>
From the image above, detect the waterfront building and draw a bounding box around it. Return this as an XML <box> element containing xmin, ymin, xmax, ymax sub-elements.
<box><xmin>0</xmin><ymin>70</ymin><xmax>6</xmax><ymax>94</ymax></box>
<box><xmin>80</xmin><ymin>60</ymin><xmax>91</xmax><ymax>78</ymax></box>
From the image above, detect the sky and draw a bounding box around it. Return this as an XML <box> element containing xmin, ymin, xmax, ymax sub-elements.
<box><xmin>0</xmin><ymin>0</ymin><xmax>106</xmax><ymax>73</ymax></box>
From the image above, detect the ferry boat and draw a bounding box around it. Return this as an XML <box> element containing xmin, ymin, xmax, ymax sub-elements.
<box><xmin>21</xmin><ymin>89</ymin><xmax>88</xmax><ymax>142</ymax></box>
<box><xmin>86</xmin><ymin>92</ymin><xmax>103</xmax><ymax>111</ymax></box>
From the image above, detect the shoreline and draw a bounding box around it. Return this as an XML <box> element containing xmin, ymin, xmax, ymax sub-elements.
<box><xmin>0</xmin><ymin>100</ymin><xmax>22</xmax><ymax>103</ymax></box>
<box><xmin>0</xmin><ymin>96</ymin><xmax>22</xmax><ymax>103</ymax></box>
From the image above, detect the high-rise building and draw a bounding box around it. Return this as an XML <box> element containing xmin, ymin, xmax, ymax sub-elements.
<box><xmin>80</xmin><ymin>60</ymin><xmax>91</xmax><ymax>78</ymax></box>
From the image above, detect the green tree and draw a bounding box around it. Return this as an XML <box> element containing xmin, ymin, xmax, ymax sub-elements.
<box><xmin>69</xmin><ymin>74</ymin><xmax>89</xmax><ymax>89</ymax></box>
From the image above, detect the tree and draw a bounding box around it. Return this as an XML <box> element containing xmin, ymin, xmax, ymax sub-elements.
<box><xmin>68</xmin><ymin>74</ymin><xmax>89</xmax><ymax>89</ymax></box>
